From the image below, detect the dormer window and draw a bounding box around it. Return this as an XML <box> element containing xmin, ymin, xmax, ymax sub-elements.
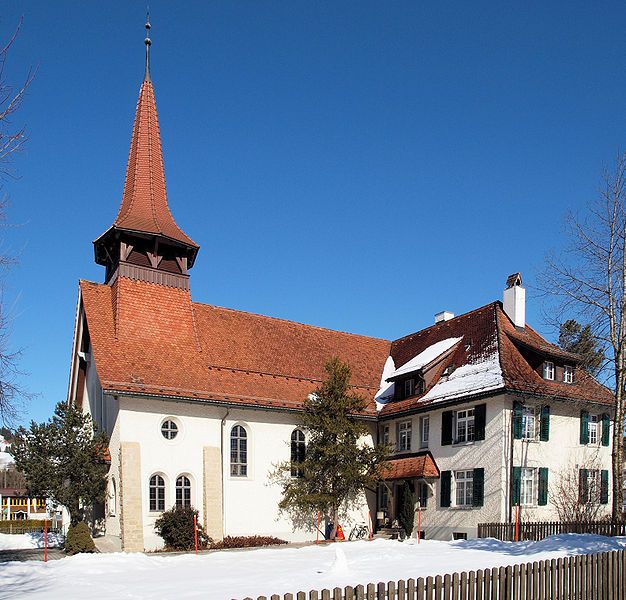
<box><xmin>564</xmin><ymin>365</ymin><xmax>574</xmax><ymax>384</ymax></box>
<box><xmin>404</xmin><ymin>378</ymin><xmax>415</xmax><ymax>397</ymax></box>
<box><xmin>543</xmin><ymin>361</ymin><xmax>555</xmax><ymax>381</ymax></box>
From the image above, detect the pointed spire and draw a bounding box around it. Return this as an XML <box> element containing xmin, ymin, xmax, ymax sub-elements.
<box><xmin>112</xmin><ymin>75</ymin><xmax>198</xmax><ymax>249</ymax></box>
<box><xmin>144</xmin><ymin>11</ymin><xmax>151</xmax><ymax>81</ymax></box>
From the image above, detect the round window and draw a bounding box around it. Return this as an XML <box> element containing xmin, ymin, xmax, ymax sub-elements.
<box><xmin>161</xmin><ymin>420</ymin><xmax>178</xmax><ymax>440</ymax></box>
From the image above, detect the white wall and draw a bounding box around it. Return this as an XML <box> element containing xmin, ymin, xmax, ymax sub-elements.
<box><xmin>118</xmin><ymin>397</ymin><xmax>376</xmax><ymax>550</ymax></box>
<box><xmin>380</xmin><ymin>393</ymin><xmax>614</xmax><ymax>540</ymax></box>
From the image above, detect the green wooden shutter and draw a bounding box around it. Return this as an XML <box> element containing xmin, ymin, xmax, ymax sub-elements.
<box><xmin>538</xmin><ymin>468</ymin><xmax>549</xmax><ymax>506</ymax></box>
<box><xmin>580</xmin><ymin>411</ymin><xmax>589</xmax><ymax>445</ymax></box>
<box><xmin>600</xmin><ymin>470</ymin><xmax>609</xmax><ymax>504</ymax></box>
<box><xmin>474</xmin><ymin>404</ymin><xmax>486</xmax><ymax>441</ymax></box>
<box><xmin>579</xmin><ymin>469</ymin><xmax>589</xmax><ymax>503</ymax></box>
<box><xmin>441</xmin><ymin>411</ymin><xmax>453</xmax><ymax>446</ymax></box>
<box><xmin>539</xmin><ymin>405</ymin><xmax>550</xmax><ymax>442</ymax></box>
<box><xmin>512</xmin><ymin>466</ymin><xmax>521</xmax><ymax>505</ymax></box>
<box><xmin>513</xmin><ymin>402</ymin><xmax>523</xmax><ymax>439</ymax></box>
<box><xmin>472</xmin><ymin>468</ymin><xmax>485</xmax><ymax>507</ymax></box>
<box><xmin>440</xmin><ymin>471</ymin><xmax>452</xmax><ymax>507</ymax></box>
<box><xmin>601</xmin><ymin>414</ymin><xmax>610</xmax><ymax>447</ymax></box>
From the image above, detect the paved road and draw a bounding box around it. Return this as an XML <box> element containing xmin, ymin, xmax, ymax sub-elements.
<box><xmin>0</xmin><ymin>548</ymin><xmax>65</xmax><ymax>563</ymax></box>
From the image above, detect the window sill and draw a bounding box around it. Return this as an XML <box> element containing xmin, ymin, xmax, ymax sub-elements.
<box><xmin>452</xmin><ymin>440</ymin><xmax>475</xmax><ymax>447</ymax></box>
<box><xmin>449</xmin><ymin>505</ymin><xmax>475</xmax><ymax>510</ymax></box>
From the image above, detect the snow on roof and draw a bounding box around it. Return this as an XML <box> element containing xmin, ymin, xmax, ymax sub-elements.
<box><xmin>375</xmin><ymin>356</ymin><xmax>396</xmax><ymax>411</ymax></box>
<box><xmin>421</xmin><ymin>350</ymin><xmax>504</xmax><ymax>404</ymax></box>
<box><xmin>389</xmin><ymin>337</ymin><xmax>463</xmax><ymax>380</ymax></box>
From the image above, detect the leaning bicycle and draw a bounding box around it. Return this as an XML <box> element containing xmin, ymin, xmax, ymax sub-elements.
<box><xmin>348</xmin><ymin>522</ymin><xmax>369</xmax><ymax>541</ymax></box>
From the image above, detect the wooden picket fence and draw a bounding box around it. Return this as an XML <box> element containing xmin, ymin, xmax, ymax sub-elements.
<box><xmin>478</xmin><ymin>520</ymin><xmax>626</xmax><ymax>542</ymax></box>
<box><xmin>243</xmin><ymin>550</ymin><xmax>626</xmax><ymax>600</ymax></box>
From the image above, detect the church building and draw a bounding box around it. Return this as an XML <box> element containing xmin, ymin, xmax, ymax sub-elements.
<box><xmin>67</xmin><ymin>26</ymin><xmax>615</xmax><ymax>551</ymax></box>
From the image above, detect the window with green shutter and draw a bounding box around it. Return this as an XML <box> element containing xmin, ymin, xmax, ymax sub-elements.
<box><xmin>539</xmin><ymin>405</ymin><xmax>550</xmax><ymax>442</ymax></box>
<box><xmin>601</xmin><ymin>414</ymin><xmax>610</xmax><ymax>447</ymax></box>
<box><xmin>600</xmin><ymin>470</ymin><xmax>609</xmax><ymax>504</ymax></box>
<box><xmin>440</xmin><ymin>470</ymin><xmax>452</xmax><ymax>507</ymax></box>
<box><xmin>579</xmin><ymin>468</ymin><xmax>589</xmax><ymax>503</ymax></box>
<box><xmin>538</xmin><ymin>467</ymin><xmax>548</xmax><ymax>506</ymax></box>
<box><xmin>474</xmin><ymin>404</ymin><xmax>486</xmax><ymax>441</ymax></box>
<box><xmin>441</xmin><ymin>411</ymin><xmax>453</xmax><ymax>446</ymax></box>
<box><xmin>513</xmin><ymin>402</ymin><xmax>523</xmax><ymax>439</ymax></box>
<box><xmin>580</xmin><ymin>411</ymin><xmax>589</xmax><ymax>445</ymax></box>
<box><xmin>512</xmin><ymin>466</ymin><xmax>521</xmax><ymax>505</ymax></box>
<box><xmin>472</xmin><ymin>468</ymin><xmax>485</xmax><ymax>507</ymax></box>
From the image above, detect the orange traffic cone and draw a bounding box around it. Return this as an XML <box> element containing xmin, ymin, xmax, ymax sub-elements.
<box><xmin>336</xmin><ymin>524</ymin><xmax>345</xmax><ymax>541</ymax></box>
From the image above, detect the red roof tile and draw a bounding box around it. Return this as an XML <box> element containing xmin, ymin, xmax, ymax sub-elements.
<box><xmin>98</xmin><ymin>79</ymin><xmax>198</xmax><ymax>249</ymax></box>
<box><xmin>80</xmin><ymin>278</ymin><xmax>390</xmax><ymax>415</ymax></box>
<box><xmin>384</xmin><ymin>452</ymin><xmax>440</xmax><ymax>480</ymax></box>
<box><xmin>379</xmin><ymin>302</ymin><xmax>613</xmax><ymax>417</ymax></box>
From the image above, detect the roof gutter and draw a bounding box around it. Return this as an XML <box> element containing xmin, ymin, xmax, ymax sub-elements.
<box><xmin>105</xmin><ymin>388</ymin><xmax>379</xmax><ymax>421</ymax></box>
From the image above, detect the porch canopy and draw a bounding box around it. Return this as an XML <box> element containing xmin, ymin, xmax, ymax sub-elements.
<box><xmin>383</xmin><ymin>451</ymin><xmax>440</xmax><ymax>480</ymax></box>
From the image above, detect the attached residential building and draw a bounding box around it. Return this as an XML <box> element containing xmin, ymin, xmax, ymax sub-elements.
<box><xmin>376</xmin><ymin>275</ymin><xmax>614</xmax><ymax>540</ymax></box>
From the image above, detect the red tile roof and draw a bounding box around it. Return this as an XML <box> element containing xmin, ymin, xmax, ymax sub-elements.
<box><xmin>79</xmin><ymin>278</ymin><xmax>391</xmax><ymax>415</ymax></box>
<box><xmin>379</xmin><ymin>302</ymin><xmax>613</xmax><ymax>417</ymax></box>
<box><xmin>384</xmin><ymin>452</ymin><xmax>440</xmax><ymax>480</ymax></box>
<box><xmin>97</xmin><ymin>79</ymin><xmax>198</xmax><ymax>250</ymax></box>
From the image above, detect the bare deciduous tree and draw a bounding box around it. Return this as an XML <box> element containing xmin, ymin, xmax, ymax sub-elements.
<box><xmin>550</xmin><ymin>456</ymin><xmax>608</xmax><ymax>524</ymax></box>
<box><xmin>539</xmin><ymin>152</ymin><xmax>626</xmax><ymax>519</ymax></box>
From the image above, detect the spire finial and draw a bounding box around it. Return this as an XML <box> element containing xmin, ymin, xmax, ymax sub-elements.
<box><xmin>144</xmin><ymin>10</ymin><xmax>151</xmax><ymax>81</ymax></box>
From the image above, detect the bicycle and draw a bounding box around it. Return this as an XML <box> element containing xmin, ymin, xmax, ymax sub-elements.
<box><xmin>348</xmin><ymin>522</ymin><xmax>369</xmax><ymax>541</ymax></box>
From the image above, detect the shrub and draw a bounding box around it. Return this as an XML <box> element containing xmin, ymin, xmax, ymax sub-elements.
<box><xmin>154</xmin><ymin>506</ymin><xmax>210</xmax><ymax>551</ymax></box>
<box><xmin>209</xmin><ymin>535</ymin><xmax>287</xmax><ymax>549</ymax></box>
<box><xmin>65</xmin><ymin>521</ymin><xmax>96</xmax><ymax>555</ymax></box>
<box><xmin>399</xmin><ymin>482</ymin><xmax>416</xmax><ymax>537</ymax></box>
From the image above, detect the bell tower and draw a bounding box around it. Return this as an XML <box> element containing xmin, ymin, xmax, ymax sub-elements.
<box><xmin>93</xmin><ymin>18</ymin><xmax>199</xmax><ymax>290</ymax></box>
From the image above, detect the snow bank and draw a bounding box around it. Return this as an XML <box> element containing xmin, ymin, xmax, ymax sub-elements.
<box><xmin>0</xmin><ymin>534</ymin><xmax>624</xmax><ymax>600</ymax></box>
<box><xmin>0</xmin><ymin>532</ymin><xmax>64</xmax><ymax>551</ymax></box>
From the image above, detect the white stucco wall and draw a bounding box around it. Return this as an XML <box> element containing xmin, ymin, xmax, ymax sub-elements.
<box><xmin>380</xmin><ymin>393</ymin><xmax>614</xmax><ymax>540</ymax></box>
<box><xmin>117</xmin><ymin>397</ymin><xmax>375</xmax><ymax>550</ymax></box>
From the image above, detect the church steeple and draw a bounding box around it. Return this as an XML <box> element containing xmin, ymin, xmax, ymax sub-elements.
<box><xmin>94</xmin><ymin>19</ymin><xmax>199</xmax><ymax>290</ymax></box>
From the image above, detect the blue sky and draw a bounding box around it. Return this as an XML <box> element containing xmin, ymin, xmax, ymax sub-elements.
<box><xmin>1</xmin><ymin>1</ymin><xmax>626</xmax><ymax>424</ymax></box>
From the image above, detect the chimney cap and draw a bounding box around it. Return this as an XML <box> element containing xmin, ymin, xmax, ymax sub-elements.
<box><xmin>506</xmin><ymin>272</ymin><xmax>523</xmax><ymax>289</ymax></box>
<box><xmin>435</xmin><ymin>311</ymin><xmax>455</xmax><ymax>324</ymax></box>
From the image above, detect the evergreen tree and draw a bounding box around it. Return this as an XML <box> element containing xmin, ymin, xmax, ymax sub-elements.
<box><xmin>398</xmin><ymin>481</ymin><xmax>416</xmax><ymax>538</ymax></box>
<box><xmin>558</xmin><ymin>319</ymin><xmax>605</xmax><ymax>376</ymax></box>
<box><xmin>271</xmin><ymin>357</ymin><xmax>389</xmax><ymax>539</ymax></box>
<box><xmin>10</xmin><ymin>402</ymin><xmax>109</xmax><ymax>524</ymax></box>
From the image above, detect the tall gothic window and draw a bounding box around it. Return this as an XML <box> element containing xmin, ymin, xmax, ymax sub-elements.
<box><xmin>290</xmin><ymin>429</ymin><xmax>306</xmax><ymax>477</ymax></box>
<box><xmin>149</xmin><ymin>474</ymin><xmax>166</xmax><ymax>512</ymax></box>
<box><xmin>176</xmin><ymin>475</ymin><xmax>191</xmax><ymax>507</ymax></box>
<box><xmin>230</xmin><ymin>425</ymin><xmax>248</xmax><ymax>477</ymax></box>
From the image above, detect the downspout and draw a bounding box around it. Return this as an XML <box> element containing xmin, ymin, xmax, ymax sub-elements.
<box><xmin>508</xmin><ymin>399</ymin><xmax>515</xmax><ymax>524</ymax></box>
<box><xmin>220</xmin><ymin>408</ymin><xmax>230</xmax><ymax>537</ymax></box>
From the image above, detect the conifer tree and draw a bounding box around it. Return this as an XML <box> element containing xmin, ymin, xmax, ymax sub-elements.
<box><xmin>558</xmin><ymin>319</ymin><xmax>605</xmax><ymax>376</ymax></box>
<box><xmin>10</xmin><ymin>402</ymin><xmax>109</xmax><ymax>524</ymax></box>
<box><xmin>271</xmin><ymin>357</ymin><xmax>388</xmax><ymax>539</ymax></box>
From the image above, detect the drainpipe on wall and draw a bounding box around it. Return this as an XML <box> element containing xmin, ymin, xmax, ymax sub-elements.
<box><xmin>508</xmin><ymin>400</ymin><xmax>515</xmax><ymax>525</ymax></box>
<box><xmin>220</xmin><ymin>408</ymin><xmax>230</xmax><ymax>537</ymax></box>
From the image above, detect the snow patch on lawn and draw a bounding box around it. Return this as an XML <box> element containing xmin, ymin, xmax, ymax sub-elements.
<box><xmin>0</xmin><ymin>531</ymin><xmax>64</xmax><ymax>551</ymax></box>
<box><xmin>0</xmin><ymin>534</ymin><xmax>624</xmax><ymax>600</ymax></box>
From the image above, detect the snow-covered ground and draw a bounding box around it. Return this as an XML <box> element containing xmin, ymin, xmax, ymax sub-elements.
<box><xmin>0</xmin><ymin>534</ymin><xmax>624</xmax><ymax>600</ymax></box>
<box><xmin>0</xmin><ymin>532</ymin><xmax>64</xmax><ymax>551</ymax></box>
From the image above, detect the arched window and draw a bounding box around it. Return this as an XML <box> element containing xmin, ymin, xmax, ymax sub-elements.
<box><xmin>149</xmin><ymin>474</ymin><xmax>166</xmax><ymax>512</ymax></box>
<box><xmin>176</xmin><ymin>475</ymin><xmax>192</xmax><ymax>507</ymax></box>
<box><xmin>291</xmin><ymin>429</ymin><xmax>306</xmax><ymax>477</ymax></box>
<box><xmin>230</xmin><ymin>425</ymin><xmax>248</xmax><ymax>477</ymax></box>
